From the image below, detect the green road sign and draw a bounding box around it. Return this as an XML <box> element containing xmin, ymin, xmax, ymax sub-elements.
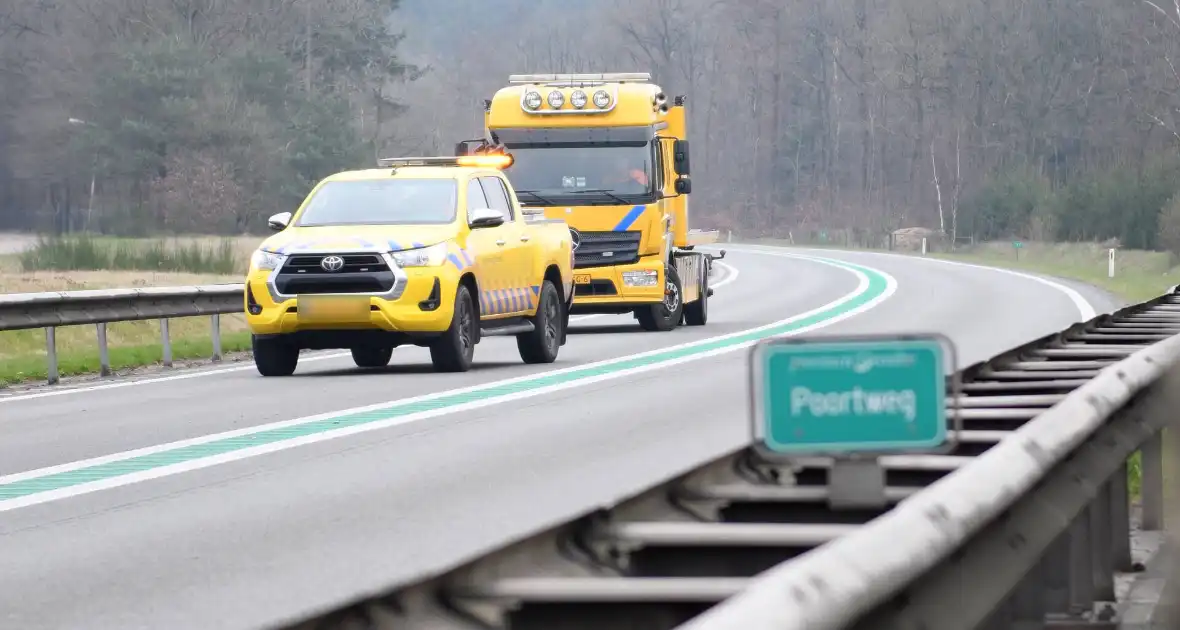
<box><xmin>752</xmin><ymin>335</ymin><xmax>950</xmax><ymax>454</ymax></box>
<box><xmin>1013</xmin><ymin>241</ymin><xmax>1023</xmax><ymax>249</ymax></box>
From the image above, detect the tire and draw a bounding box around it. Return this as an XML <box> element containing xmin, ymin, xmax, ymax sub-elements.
<box><xmin>636</xmin><ymin>264</ymin><xmax>684</xmax><ymax>332</ymax></box>
<box><xmin>351</xmin><ymin>345</ymin><xmax>393</xmax><ymax>368</ymax></box>
<box><xmin>517</xmin><ymin>280</ymin><xmax>563</xmax><ymax>364</ymax></box>
<box><xmin>252</xmin><ymin>334</ymin><xmax>299</xmax><ymax>377</ymax></box>
<box><xmin>684</xmin><ymin>257</ymin><xmax>708</xmax><ymax>326</ymax></box>
<box><xmin>429</xmin><ymin>283</ymin><xmax>476</xmax><ymax>372</ymax></box>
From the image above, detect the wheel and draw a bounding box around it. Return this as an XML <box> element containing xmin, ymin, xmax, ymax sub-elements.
<box><xmin>684</xmin><ymin>258</ymin><xmax>708</xmax><ymax>326</ymax></box>
<box><xmin>429</xmin><ymin>283</ymin><xmax>476</xmax><ymax>372</ymax></box>
<box><xmin>636</xmin><ymin>264</ymin><xmax>684</xmax><ymax>331</ymax></box>
<box><xmin>351</xmin><ymin>345</ymin><xmax>393</xmax><ymax>368</ymax></box>
<box><xmin>517</xmin><ymin>280</ymin><xmax>563</xmax><ymax>364</ymax></box>
<box><xmin>252</xmin><ymin>334</ymin><xmax>298</xmax><ymax>376</ymax></box>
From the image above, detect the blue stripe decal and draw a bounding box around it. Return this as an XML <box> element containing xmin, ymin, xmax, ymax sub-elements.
<box><xmin>512</xmin><ymin>288</ymin><xmax>521</xmax><ymax>311</ymax></box>
<box><xmin>612</xmin><ymin>204</ymin><xmax>646</xmax><ymax>231</ymax></box>
<box><xmin>531</xmin><ymin>285</ymin><xmax>540</xmax><ymax>295</ymax></box>
<box><xmin>411</xmin><ymin>241</ymin><xmax>424</xmax><ymax>249</ymax></box>
<box><xmin>446</xmin><ymin>253</ymin><xmax>463</xmax><ymax>270</ymax></box>
<box><xmin>458</xmin><ymin>249</ymin><xmax>473</xmax><ymax>267</ymax></box>
<box><xmin>387</xmin><ymin>240</ymin><xmax>402</xmax><ymax>252</ymax></box>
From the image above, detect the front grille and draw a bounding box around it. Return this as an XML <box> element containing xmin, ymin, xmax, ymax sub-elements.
<box><xmin>574</xmin><ymin>231</ymin><xmax>642</xmax><ymax>269</ymax></box>
<box><xmin>575</xmin><ymin>280</ymin><xmax>618</xmax><ymax>297</ymax></box>
<box><xmin>282</xmin><ymin>254</ymin><xmax>388</xmax><ymax>273</ymax></box>
<box><xmin>275</xmin><ymin>252</ymin><xmax>395</xmax><ymax>294</ymax></box>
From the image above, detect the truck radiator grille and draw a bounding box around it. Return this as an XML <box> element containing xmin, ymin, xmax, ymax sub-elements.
<box><xmin>574</xmin><ymin>231</ymin><xmax>642</xmax><ymax>269</ymax></box>
<box><xmin>275</xmin><ymin>253</ymin><xmax>395</xmax><ymax>294</ymax></box>
<box><xmin>574</xmin><ymin>280</ymin><xmax>618</xmax><ymax>297</ymax></box>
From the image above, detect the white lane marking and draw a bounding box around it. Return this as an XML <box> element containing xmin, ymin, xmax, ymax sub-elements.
<box><xmin>0</xmin><ymin>261</ymin><xmax>742</xmax><ymax>404</ymax></box>
<box><xmin>718</xmin><ymin>244</ymin><xmax>1097</xmax><ymax>321</ymax></box>
<box><xmin>0</xmin><ymin>253</ymin><xmax>893</xmax><ymax>511</ymax></box>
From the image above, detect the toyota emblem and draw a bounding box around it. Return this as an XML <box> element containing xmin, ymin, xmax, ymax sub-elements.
<box><xmin>320</xmin><ymin>255</ymin><xmax>345</xmax><ymax>272</ymax></box>
<box><xmin>569</xmin><ymin>228</ymin><xmax>581</xmax><ymax>251</ymax></box>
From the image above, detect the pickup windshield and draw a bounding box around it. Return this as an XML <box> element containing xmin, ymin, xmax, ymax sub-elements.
<box><xmin>296</xmin><ymin>179</ymin><xmax>458</xmax><ymax>226</ymax></box>
<box><xmin>501</xmin><ymin>143</ymin><xmax>655</xmax><ymax>206</ymax></box>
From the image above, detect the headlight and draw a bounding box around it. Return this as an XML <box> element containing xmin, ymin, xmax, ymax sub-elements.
<box><xmin>250</xmin><ymin>249</ymin><xmax>287</xmax><ymax>271</ymax></box>
<box><xmin>547</xmin><ymin>90</ymin><xmax>564</xmax><ymax>109</ymax></box>
<box><xmin>623</xmin><ymin>270</ymin><xmax>659</xmax><ymax>287</ymax></box>
<box><xmin>593</xmin><ymin>90</ymin><xmax>611</xmax><ymax>109</ymax></box>
<box><xmin>523</xmin><ymin>90</ymin><xmax>542</xmax><ymax>110</ymax></box>
<box><xmin>390</xmin><ymin>242</ymin><xmax>448</xmax><ymax>267</ymax></box>
<box><xmin>570</xmin><ymin>90</ymin><xmax>587</xmax><ymax>109</ymax></box>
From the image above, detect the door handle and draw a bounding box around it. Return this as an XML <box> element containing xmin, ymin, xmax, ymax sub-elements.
<box><xmin>495</xmin><ymin>239</ymin><xmax>506</xmax><ymax>246</ymax></box>
<box><xmin>520</xmin><ymin>235</ymin><xmax>530</xmax><ymax>242</ymax></box>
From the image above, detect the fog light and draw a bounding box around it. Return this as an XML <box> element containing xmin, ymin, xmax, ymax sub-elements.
<box><xmin>622</xmin><ymin>270</ymin><xmax>658</xmax><ymax>287</ymax></box>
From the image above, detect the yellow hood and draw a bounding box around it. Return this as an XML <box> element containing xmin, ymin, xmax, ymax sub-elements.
<box><xmin>259</xmin><ymin>224</ymin><xmax>458</xmax><ymax>255</ymax></box>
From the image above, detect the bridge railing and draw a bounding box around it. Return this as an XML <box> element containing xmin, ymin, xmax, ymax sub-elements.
<box><xmin>276</xmin><ymin>286</ymin><xmax>1180</xmax><ymax>630</ymax></box>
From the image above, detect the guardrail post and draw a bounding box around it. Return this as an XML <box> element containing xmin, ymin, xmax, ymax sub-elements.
<box><xmin>1009</xmin><ymin>560</ymin><xmax>1048</xmax><ymax>629</ymax></box>
<box><xmin>1111</xmin><ymin>461</ymin><xmax>1133</xmax><ymax>571</ymax></box>
<box><xmin>210</xmin><ymin>314</ymin><xmax>222</xmax><ymax>362</ymax></box>
<box><xmin>1045</xmin><ymin>528</ymin><xmax>1072</xmax><ymax>615</ymax></box>
<box><xmin>1068</xmin><ymin>508</ymin><xmax>1096</xmax><ymax>616</ymax></box>
<box><xmin>1091</xmin><ymin>482</ymin><xmax>1116</xmax><ymax>602</ymax></box>
<box><xmin>160</xmin><ymin>318</ymin><xmax>172</xmax><ymax>367</ymax></box>
<box><xmin>1142</xmin><ymin>430</ymin><xmax>1165</xmax><ymax>530</ymax></box>
<box><xmin>96</xmin><ymin>322</ymin><xmax>111</xmax><ymax>377</ymax></box>
<box><xmin>45</xmin><ymin>326</ymin><xmax>59</xmax><ymax>385</ymax></box>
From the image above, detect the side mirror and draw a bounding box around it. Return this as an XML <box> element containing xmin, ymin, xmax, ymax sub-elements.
<box><xmin>267</xmin><ymin>212</ymin><xmax>292</xmax><ymax>231</ymax></box>
<box><xmin>469</xmin><ymin>208</ymin><xmax>506</xmax><ymax>229</ymax></box>
<box><xmin>672</xmin><ymin>139</ymin><xmax>691</xmax><ymax>175</ymax></box>
<box><xmin>674</xmin><ymin>178</ymin><xmax>692</xmax><ymax>194</ymax></box>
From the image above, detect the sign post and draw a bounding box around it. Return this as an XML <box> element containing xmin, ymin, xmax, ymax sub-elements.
<box><xmin>750</xmin><ymin>334</ymin><xmax>959</xmax><ymax>510</ymax></box>
<box><xmin>1108</xmin><ymin>248</ymin><xmax>1116</xmax><ymax>278</ymax></box>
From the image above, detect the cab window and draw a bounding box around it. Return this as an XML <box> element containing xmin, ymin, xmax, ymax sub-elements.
<box><xmin>478</xmin><ymin>176</ymin><xmax>513</xmax><ymax>221</ymax></box>
<box><xmin>466</xmin><ymin>179</ymin><xmax>489</xmax><ymax>224</ymax></box>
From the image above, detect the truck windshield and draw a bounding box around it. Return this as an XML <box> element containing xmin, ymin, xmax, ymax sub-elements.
<box><xmin>295</xmin><ymin>179</ymin><xmax>457</xmax><ymax>226</ymax></box>
<box><xmin>500</xmin><ymin>143</ymin><xmax>655</xmax><ymax>206</ymax></box>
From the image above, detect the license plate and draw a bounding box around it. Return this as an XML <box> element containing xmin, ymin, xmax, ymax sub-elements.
<box><xmin>574</xmin><ymin>274</ymin><xmax>592</xmax><ymax>284</ymax></box>
<box><xmin>298</xmin><ymin>295</ymin><xmax>371</xmax><ymax>323</ymax></box>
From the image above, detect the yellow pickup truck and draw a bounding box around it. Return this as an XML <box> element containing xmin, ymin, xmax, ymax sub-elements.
<box><xmin>243</xmin><ymin>154</ymin><xmax>575</xmax><ymax>376</ymax></box>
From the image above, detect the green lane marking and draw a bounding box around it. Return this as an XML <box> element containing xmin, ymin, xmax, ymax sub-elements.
<box><xmin>0</xmin><ymin>257</ymin><xmax>891</xmax><ymax>502</ymax></box>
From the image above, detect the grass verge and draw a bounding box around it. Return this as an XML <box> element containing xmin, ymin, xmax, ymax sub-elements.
<box><xmin>928</xmin><ymin>241</ymin><xmax>1176</xmax><ymax>303</ymax></box>
<box><xmin>18</xmin><ymin>233</ymin><xmax>258</xmax><ymax>274</ymax></box>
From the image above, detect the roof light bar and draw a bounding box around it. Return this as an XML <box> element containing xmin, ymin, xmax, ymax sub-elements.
<box><xmin>508</xmin><ymin>72</ymin><xmax>652</xmax><ymax>85</ymax></box>
<box><xmin>376</xmin><ymin>154</ymin><xmax>513</xmax><ymax>169</ymax></box>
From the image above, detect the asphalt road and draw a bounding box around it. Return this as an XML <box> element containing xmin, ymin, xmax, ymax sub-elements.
<box><xmin>0</xmin><ymin>245</ymin><xmax>1124</xmax><ymax>630</ymax></box>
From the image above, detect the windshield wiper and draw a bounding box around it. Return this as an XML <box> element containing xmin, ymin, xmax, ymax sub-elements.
<box><xmin>514</xmin><ymin>189</ymin><xmax>558</xmax><ymax>205</ymax></box>
<box><xmin>567</xmin><ymin>188</ymin><xmax>633</xmax><ymax>205</ymax></box>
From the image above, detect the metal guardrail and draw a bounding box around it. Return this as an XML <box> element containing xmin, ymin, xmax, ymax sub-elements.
<box><xmin>0</xmin><ymin>284</ymin><xmax>244</xmax><ymax>383</ymax></box>
<box><xmin>276</xmin><ymin>288</ymin><xmax>1180</xmax><ymax>630</ymax></box>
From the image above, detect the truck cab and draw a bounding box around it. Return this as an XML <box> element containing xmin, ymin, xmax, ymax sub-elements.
<box><xmin>463</xmin><ymin>72</ymin><xmax>721</xmax><ymax>332</ymax></box>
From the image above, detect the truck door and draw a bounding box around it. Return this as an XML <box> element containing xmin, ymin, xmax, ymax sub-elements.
<box><xmin>478</xmin><ymin>176</ymin><xmax>530</xmax><ymax>315</ymax></box>
<box><xmin>465</xmin><ymin>178</ymin><xmax>511</xmax><ymax>317</ymax></box>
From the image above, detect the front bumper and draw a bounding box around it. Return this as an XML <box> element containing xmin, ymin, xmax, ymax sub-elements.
<box><xmin>569</xmin><ymin>256</ymin><xmax>665</xmax><ymax>313</ymax></box>
<box><xmin>244</xmin><ymin>263</ymin><xmax>460</xmax><ymax>336</ymax></box>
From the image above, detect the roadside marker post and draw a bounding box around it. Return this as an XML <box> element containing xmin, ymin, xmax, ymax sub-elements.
<box><xmin>749</xmin><ymin>334</ymin><xmax>960</xmax><ymax>510</ymax></box>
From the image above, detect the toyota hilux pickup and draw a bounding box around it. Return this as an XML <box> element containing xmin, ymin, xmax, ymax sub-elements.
<box><xmin>244</xmin><ymin>153</ymin><xmax>575</xmax><ymax>376</ymax></box>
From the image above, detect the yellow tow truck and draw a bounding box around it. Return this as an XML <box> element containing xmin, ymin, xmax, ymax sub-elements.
<box><xmin>458</xmin><ymin>72</ymin><xmax>725</xmax><ymax>332</ymax></box>
<box><xmin>243</xmin><ymin>154</ymin><xmax>575</xmax><ymax>376</ymax></box>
